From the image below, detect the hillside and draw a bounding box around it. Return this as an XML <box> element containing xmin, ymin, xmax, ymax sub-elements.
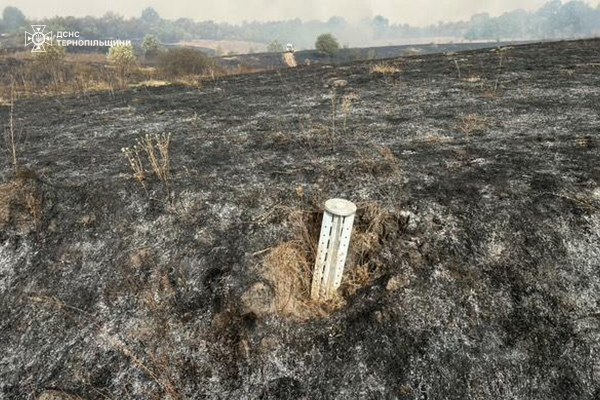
<box><xmin>217</xmin><ymin>40</ymin><xmax>530</xmax><ymax>69</ymax></box>
<box><xmin>1</xmin><ymin>38</ymin><xmax>600</xmax><ymax>399</ymax></box>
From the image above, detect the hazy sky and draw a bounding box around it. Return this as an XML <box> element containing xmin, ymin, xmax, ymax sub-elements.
<box><xmin>3</xmin><ymin>0</ymin><xmax>600</xmax><ymax>26</ymax></box>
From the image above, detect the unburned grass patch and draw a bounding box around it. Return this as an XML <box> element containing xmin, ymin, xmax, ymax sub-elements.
<box><xmin>370</xmin><ymin>62</ymin><xmax>401</xmax><ymax>75</ymax></box>
<box><xmin>0</xmin><ymin>170</ymin><xmax>44</xmax><ymax>232</ymax></box>
<box><xmin>253</xmin><ymin>202</ymin><xmax>410</xmax><ymax>320</ymax></box>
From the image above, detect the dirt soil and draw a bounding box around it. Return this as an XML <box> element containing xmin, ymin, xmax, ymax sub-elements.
<box><xmin>1</xmin><ymin>38</ymin><xmax>600</xmax><ymax>399</ymax></box>
<box><xmin>282</xmin><ymin>52</ymin><xmax>297</xmax><ymax>68</ymax></box>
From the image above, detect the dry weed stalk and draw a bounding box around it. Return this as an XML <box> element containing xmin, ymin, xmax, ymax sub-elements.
<box><xmin>121</xmin><ymin>133</ymin><xmax>172</xmax><ymax>197</ymax></box>
<box><xmin>3</xmin><ymin>82</ymin><xmax>18</xmax><ymax>172</ymax></box>
<box><xmin>330</xmin><ymin>88</ymin><xmax>338</xmax><ymax>140</ymax></box>
<box><xmin>458</xmin><ymin>114</ymin><xmax>488</xmax><ymax>143</ymax></box>
<box><xmin>121</xmin><ymin>145</ymin><xmax>147</xmax><ymax>189</ymax></box>
<box><xmin>493</xmin><ymin>47</ymin><xmax>510</xmax><ymax>93</ymax></box>
<box><xmin>341</xmin><ymin>92</ymin><xmax>360</xmax><ymax>130</ymax></box>
<box><xmin>454</xmin><ymin>59</ymin><xmax>461</xmax><ymax>81</ymax></box>
<box><xmin>142</xmin><ymin>133</ymin><xmax>172</xmax><ymax>184</ymax></box>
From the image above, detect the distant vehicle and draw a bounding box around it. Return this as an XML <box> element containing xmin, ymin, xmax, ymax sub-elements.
<box><xmin>286</xmin><ymin>43</ymin><xmax>295</xmax><ymax>53</ymax></box>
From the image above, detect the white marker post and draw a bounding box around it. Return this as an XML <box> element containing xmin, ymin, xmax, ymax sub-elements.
<box><xmin>311</xmin><ymin>199</ymin><xmax>357</xmax><ymax>301</ymax></box>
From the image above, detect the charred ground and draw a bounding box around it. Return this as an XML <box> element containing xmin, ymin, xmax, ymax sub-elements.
<box><xmin>1</xmin><ymin>39</ymin><xmax>600</xmax><ymax>399</ymax></box>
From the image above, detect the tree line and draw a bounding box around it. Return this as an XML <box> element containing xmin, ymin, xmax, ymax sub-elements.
<box><xmin>1</xmin><ymin>1</ymin><xmax>599</xmax><ymax>50</ymax></box>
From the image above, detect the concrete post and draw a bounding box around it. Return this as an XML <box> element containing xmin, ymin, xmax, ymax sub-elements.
<box><xmin>311</xmin><ymin>198</ymin><xmax>357</xmax><ymax>301</ymax></box>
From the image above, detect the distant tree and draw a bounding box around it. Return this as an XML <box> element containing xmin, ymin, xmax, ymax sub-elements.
<box><xmin>108</xmin><ymin>44</ymin><xmax>136</xmax><ymax>78</ymax></box>
<box><xmin>327</xmin><ymin>16</ymin><xmax>346</xmax><ymax>29</ymax></box>
<box><xmin>372</xmin><ymin>15</ymin><xmax>390</xmax><ymax>38</ymax></box>
<box><xmin>496</xmin><ymin>9</ymin><xmax>529</xmax><ymax>39</ymax></box>
<box><xmin>141</xmin><ymin>7</ymin><xmax>161</xmax><ymax>24</ymax></box>
<box><xmin>142</xmin><ymin>34</ymin><xmax>162</xmax><ymax>59</ymax></box>
<box><xmin>267</xmin><ymin>40</ymin><xmax>284</xmax><ymax>52</ymax></box>
<box><xmin>465</xmin><ymin>13</ymin><xmax>492</xmax><ymax>40</ymax></box>
<box><xmin>556</xmin><ymin>1</ymin><xmax>594</xmax><ymax>36</ymax></box>
<box><xmin>538</xmin><ymin>0</ymin><xmax>562</xmax><ymax>19</ymax></box>
<box><xmin>2</xmin><ymin>6</ymin><xmax>26</xmax><ymax>32</ymax></box>
<box><xmin>536</xmin><ymin>0</ymin><xmax>562</xmax><ymax>37</ymax></box>
<box><xmin>315</xmin><ymin>33</ymin><xmax>339</xmax><ymax>55</ymax></box>
<box><xmin>101</xmin><ymin>12</ymin><xmax>126</xmax><ymax>38</ymax></box>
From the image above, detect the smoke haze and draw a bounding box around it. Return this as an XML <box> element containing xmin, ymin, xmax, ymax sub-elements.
<box><xmin>6</xmin><ymin>0</ymin><xmax>600</xmax><ymax>25</ymax></box>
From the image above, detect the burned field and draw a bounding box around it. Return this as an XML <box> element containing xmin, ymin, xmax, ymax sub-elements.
<box><xmin>1</xmin><ymin>39</ymin><xmax>600</xmax><ymax>399</ymax></box>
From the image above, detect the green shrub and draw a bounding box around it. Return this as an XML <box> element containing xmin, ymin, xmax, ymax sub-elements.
<box><xmin>34</xmin><ymin>43</ymin><xmax>66</xmax><ymax>67</ymax></box>
<box><xmin>267</xmin><ymin>40</ymin><xmax>284</xmax><ymax>53</ymax></box>
<box><xmin>108</xmin><ymin>44</ymin><xmax>136</xmax><ymax>77</ymax></box>
<box><xmin>157</xmin><ymin>47</ymin><xmax>215</xmax><ymax>76</ymax></box>
<box><xmin>142</xmin><ymin>35</ymin><xmax>163</xmax><ymax>60</ymax></box>
<box><xmin>315</xmin><ymin>33</ymin><xmax>340</xmax><ymax>55</ymax></box>
<box><xmin>30</xmin><ymin>43</ymin><xmax>68</xmax><ymax>86</ymax></box>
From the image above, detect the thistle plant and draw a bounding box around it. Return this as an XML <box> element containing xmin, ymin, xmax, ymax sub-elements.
<box><xmin>121</xmin><ymin>133</ymin><xmax>172</xmax><ymax>198</ymax></box>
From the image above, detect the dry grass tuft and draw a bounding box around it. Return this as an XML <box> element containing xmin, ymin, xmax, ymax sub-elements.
<box><xmin>575</xmin><ymin>135</ymin><xmax>593</xmax><ymax>148</ymax></box>
<box><xmin>356</xmin><ymin>146</ymin><xmax>402</xmax><ymax>178</ymax></box>
<box><xmin>131</xmin><ymin>79</ymin><xmax>171</xmax><ymax>88</ymax></box>
<box><xmin>342</xmin><ymin>201</ymin><xmax>409</xmax><ymax>296</ymax></box>
<box><xmin>262</xmin><ymin>241</ymin><xmax>333</xmax><ymax>318</ymax></box>
<box><xmin>463</xmin><ymin>76</ymin><xmax>482</xmax><ymax>83</ymax></box>
<box><xmin>370</xmin><ymin>62</ymin><xmax>401</xmax><ymax>75</ymax></box>
<box><xmin>422</xmin><ymin>133</ymin><xmax>453</xmax><ymax>145</ymax></box>
<box><xmin>0</xmin><ymin>173</ymin><xmax>43</xmax><ymax>232</ymax></box>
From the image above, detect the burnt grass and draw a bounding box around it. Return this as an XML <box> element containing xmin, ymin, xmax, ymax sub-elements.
<box><xmin>1</xmin><ymin>38</ymin><xmax>600</xmax><ymax>399</ymax></box>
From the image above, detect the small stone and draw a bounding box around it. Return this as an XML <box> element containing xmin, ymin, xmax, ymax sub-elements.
<box><xmin>37</xmin><ymin>390</ymin><xmax>76</xmax><ymax>400</ymax></box>
<box><xmin>48</xmin><ymin>219</ymin><xmax>58</xmax><ymax>232</ymax></box>
<box><xmin>325</xmin><ymin>78</ymin><xmax>348</xmax><ymax>88</ymax></box>
<box><xmin>240</xmin><ymin>282</ymin><xmax>275</xmax><ymax>316</ymax></box>
<box><xmin>211</xmin><ymin>311</ymin><xmax>232</xmax><ymax>331</ymax></box>
<box><xmin>80</xmin><ymin>214</ymin><xmax>96</xmax><ymax>226</ymax></box>
<box><xmin>259</xmin><ymin>335</ymin><xmax>279</xmax><ymax>353</ymax></box>
<box><xmin>399</xmin><ymin>210</ymin><xmax>419</xmax><ymax>232</ymax></box>
<box><xmin>386</xmin><ymin>276</ymin><xmax>410</xmax><ymax>291</ymax></box>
